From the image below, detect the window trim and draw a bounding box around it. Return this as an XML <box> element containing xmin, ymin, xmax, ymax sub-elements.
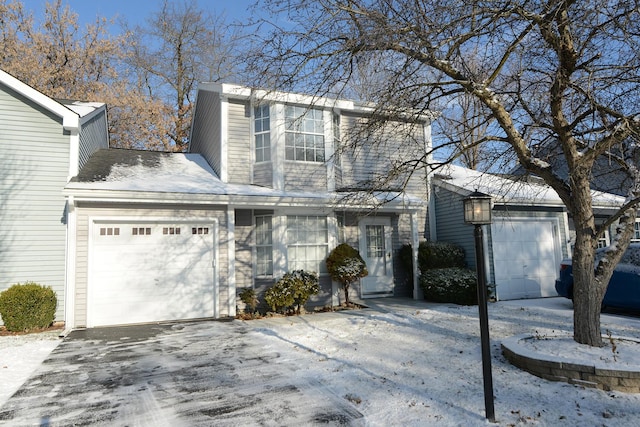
<box><xmin>284</xmin><ymin>105</ymin><xmax>325</xmax><ymax>163</ymax></box>
<box><xmin>255</xmin><ymin>214</ymin><xmax>274</xmax><ymax>277</ymax></box>
<box><xmin>254</xmin><ymin>104</ymin><xmax>271</xmax><ymax>163</ymax></box>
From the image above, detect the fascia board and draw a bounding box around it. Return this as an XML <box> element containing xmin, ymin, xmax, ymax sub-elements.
<box><xmin>0</xmin><ymin>69</ymin><xmax>80</xmax><ymax>132</ymax></box>
<box><xmin>63</xmin><ymin>188</ymin><xmax>422</xmax><ymax>212</ymax></box>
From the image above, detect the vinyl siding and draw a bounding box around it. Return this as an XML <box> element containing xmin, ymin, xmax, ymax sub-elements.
<box><xmin>432</xmin><ymin>186</ymin><xmax>477</xmax><ymax>269</ymax></box>
<box><xmin>234</xmin><ymin>209</ymin><xmax>254</xmax><ymax>291</ymax></box>
<box><xmin>284</xmin><ymin>161</ymin><xmax>327</xmax><ymax>191</ymax></box>
<box><xmin>0</xmin><ymin>83</ymin><xmax>70</xmax><ymax>322</ymax></box>
<box><xmin>72</xmin><ymin>203</ymin><xmax>229</xmax><ymax>328</ymax></box>
<box><xmin>190</xmin><ymin>90</ymin><xmax>222</xmax><ymax>176</ymax></box>
<box><xmin>78</xmin><ymin>110</ymin><xmax>108</xmax><ymax>168</ymax></box>
<box><xmin>253</xmin><ymin>162</ymin><xmax>273</xmax><ymax>188</ymax></box>
<box><xmin>227</xmin><ymin>99</ymin><xmax>251</xmax><ymax>184</ymax></box>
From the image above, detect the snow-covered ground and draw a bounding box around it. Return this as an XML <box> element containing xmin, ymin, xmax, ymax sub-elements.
<box><xmin>1</xmin><ymin>297</ymin><xmax>640</xmax><ymax>426</ymax></box>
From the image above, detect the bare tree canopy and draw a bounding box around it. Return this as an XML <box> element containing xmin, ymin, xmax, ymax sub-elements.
<box><xmin>249</xmin><ymin>0</ymin><xmax>640</xmax><ymax>346</ymax></box>
<box><xmin>0</xmin><ymin>0</ymin><xmax>175</xmax><ymax>150</ymax></box>
<box><xmin>124</xmin><ymin>0</ymin><xmax>240</xmax><ymax>151</ymax></box>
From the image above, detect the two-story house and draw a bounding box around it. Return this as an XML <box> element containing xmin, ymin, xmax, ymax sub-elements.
<box><xmin>0</xmin><ymin>69</ymin><xmax>108</xmax><ymax>325</ymax></box>
<box><xmin>62</xmin><ymin>83</ymin><xmax>433</xmax><ymax>328</ymax></box>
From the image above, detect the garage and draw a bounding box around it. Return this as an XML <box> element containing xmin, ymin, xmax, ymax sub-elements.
<box><xmin>491</xmin><ymin>218</ymin><xmax>561</xmax><ymax>300</ymax></box>
<box><xmin>88</xmin><ymin>221</ymin><xmax>217</xmax><ymax>327</ymax></box>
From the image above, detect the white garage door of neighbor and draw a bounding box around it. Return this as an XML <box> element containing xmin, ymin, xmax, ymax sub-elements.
<box><xmin>89</xmin><ymin>222</ymin><xmax>215</xmax><ymax>327</ymax></box>
<box><xmin>491</xmin><ymin>219</ymin><xmax>560</xmax><ymax>300</ymax></box>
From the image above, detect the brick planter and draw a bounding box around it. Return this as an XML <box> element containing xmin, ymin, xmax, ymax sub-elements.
<box><xmin>501</xmin><ymin>334</ymin><xmax>640</xmax><ymax>393</ymax></box>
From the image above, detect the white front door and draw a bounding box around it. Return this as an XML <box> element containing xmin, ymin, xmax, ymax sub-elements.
<box><xmin>359</xmin><ymin>218</ymin><xmax>394</xmax><ymax>298</ymax></box>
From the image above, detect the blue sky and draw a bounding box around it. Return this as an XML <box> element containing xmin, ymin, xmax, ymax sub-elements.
<box><xmin>20</xmin><ymin>0</ymin><xmax>259</xmax><ymax>30</ymax></box>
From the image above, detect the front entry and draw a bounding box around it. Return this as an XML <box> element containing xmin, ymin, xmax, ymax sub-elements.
<box><xmin>359</xmin><ymin>217</ymin><xmax>394</xmax><ymax>298</ymax></box>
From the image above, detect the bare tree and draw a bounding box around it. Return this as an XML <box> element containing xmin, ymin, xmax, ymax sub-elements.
<box><xmin>0</xmin><ymin>0</ymin><xmax>173</xmax><ymax>150</ymax></box>
<box><xmin>124</xmin><ymin>0</ymin><xmax>239</xmax><ymax>151</ymax></box>
<box><xmin>248</xmin><ymin>0</ymin><xmax>640</xmax><ymax>346</ymax></box>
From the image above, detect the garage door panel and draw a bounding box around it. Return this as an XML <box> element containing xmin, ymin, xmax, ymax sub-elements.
<box><xmin>89</xmin><ymin>222</ymin><xmax>215</xmax><ymax>327</ymax></box>
<box><xmin>492</xmin><ymin>219</ymin><xmax>559</xmax><ymax>301</ymax></box>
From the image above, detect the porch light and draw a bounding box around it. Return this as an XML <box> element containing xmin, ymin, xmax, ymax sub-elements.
<box><xmin>463</xmin><ymin>189</ymin><xmax>495</xmax><ymax>423</ymax></box>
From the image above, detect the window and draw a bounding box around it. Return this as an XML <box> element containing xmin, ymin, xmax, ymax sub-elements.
<box><xmin>287</xmin><ymin>215</ymin><xmax>328</xmax><ymax>273</ymax></box>
<box><xmin>192</xmin><ymin>227</ymin><xmax>209</xmax><ymax>235</ymax></box>
<box><xmin>100</xmin><ymin>227</ymin><xmax>120</xmax><ymax>236</ymax></box>
<box><xmin>633</xmin><ymin>220</ymin><xmax>640</xmax><ymax>242</ymax></box>
<box><xmin>254</xmin><ymin>104</ymin><xmax>270</xmax><ymax>162</ymax></box>
<box><xmin>255</xmin><ymin>215</ymin><xmax>273</xmax><ymax>276</ymax></box>
<box><xmin>132</xmin><ymin>227</ymin><xmax>151</xmax><ymax>235</ymax></box>
<box><xmin>285</xmin><ymin>105</ymin><xmax>325</xmax><ymax>162</ymax></box>
<box><xmin>163</xmin><ymin>227</ymin><xmax>181</xmax><ymax>235</ymax></box>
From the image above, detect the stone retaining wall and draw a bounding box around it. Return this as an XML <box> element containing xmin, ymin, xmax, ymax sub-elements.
<box><xmin>501</xmin><ymin>335</ymin><xmax>640</xmax><ymax>393</ymax></box>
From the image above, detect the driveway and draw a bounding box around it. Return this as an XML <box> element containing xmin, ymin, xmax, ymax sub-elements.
<box><xmin>0</xmin><ymin>316</ymin><xmax>364</xmax><ymax>426</ymax></box>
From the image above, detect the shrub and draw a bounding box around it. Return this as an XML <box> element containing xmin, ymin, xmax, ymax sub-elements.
<box><xmin>264</xmin><ymin>270</ymin><xmax>320</xmax><ymax>314</ymax></box>
<box><xmin>0</xmin><ymin>282</ymin><xmax>57</xmax><ymax>332</ymax></box>
<box><xmin>326</xmin><ymin>243</ymin><xmax>368</xmax><ymax>305</ymax></box>
<box><xmin>238</xmin><ymin>288</ymin><xmax>259</xmax><ymax>314</ymax></box>
<box><xmin>419</xmin><ymin>268</ymin><xmax>478</xmax><ymax>305</ymax></box>
<box><xmin>418</xmin><ymin>241</ymin><xmax>466</xmax><ymax>272</ymax></box>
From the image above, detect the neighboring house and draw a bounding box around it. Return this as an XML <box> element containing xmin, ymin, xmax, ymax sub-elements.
<box><xmin>431</xmin><ymin>164</ymin><xmax>624</xmax><ymax>301</ymax></box>
<box><xmin>62</xmin><ymin>84</ymin><xmax>433</xmax><ymax>328</ymax></box>
<box><xmin>0</xmin><ymin>69</ymin><xmax>108</xmax><ymax>323</ymax></box>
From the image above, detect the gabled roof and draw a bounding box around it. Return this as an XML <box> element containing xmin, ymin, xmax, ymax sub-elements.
<box><xmin>65</xmin><ymin>149</ymin><xmax>423</xmax><ymax>211</ymax></box>
<box><xmin>0</xmin><ymin>69</ymin><xmax>105</xmax><ymax>131</ymax></box>
<box><xmin>433</xmin><ymin>164</ymin><xmax>624</xmax><ymax>209</ymax></box>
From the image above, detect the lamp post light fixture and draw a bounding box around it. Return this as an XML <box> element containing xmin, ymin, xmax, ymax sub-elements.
<box><xmin>463</xmin><ymin>190</ymin><xmax>496</xmax><ymax>423</ymax></box>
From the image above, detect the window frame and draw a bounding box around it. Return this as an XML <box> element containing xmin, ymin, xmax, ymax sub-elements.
<box><xmin>284</xmin><ymin>105</ymin><xmax>325</xmax><ymax>163</ymax></box>
<box><xmin>254</xmin><ymin>104</ymin><xmax>271</xmax><ymax>163</ymax></box>
<box><xmin>255</xmin><ymin>214</ymin><xmax>274</xmax><ymax>277</ymax></box>
<box><xmin>286</xmin><ymin>215</ymin><xmax>329</xmax><ymax>274</ymax></box>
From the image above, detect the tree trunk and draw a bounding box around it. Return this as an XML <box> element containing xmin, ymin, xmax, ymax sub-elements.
<box><xmin>571</xmin><ymin>236</ymin><xmax>603</xmax><ymax>346</ymax></box>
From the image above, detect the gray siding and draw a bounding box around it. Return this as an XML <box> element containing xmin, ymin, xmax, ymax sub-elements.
<box><xmin>234</xmin><ymin>209</ymin><xmax>253</xmax><ymax>291</ymax></box>
<box><xmin>72</xmin><ymin>203</ymin><xmax>229</xmax><ymax>328</ymax></box>
<box><xmin>190</xmin><ymin>90</ymin><xmax>222</xmax><ymax>176</ymax></box>
<box><xmin>78</xmin><ymin>110</ymin><xmax>108</xmax><ymax>168</ymax></box>
<box><xmin>0</xmin><ymin>83</ymin><xmax>70</xmax><ymax>321</ymax></box>
<box><xmin>253</xmin><ymin>162</ymin><xmax>273</xmax><ymax>188</ymax></box>
<box><xmin>227</xmin><ymin>99</ymin><xmax>251</xmax><ymax>184</ymax></box>
<box><xmin>284</xmin><ymin>162</ymin><xmax>327</xmax><ymax>191</ymax></box>
<box><xmin>432</xmin><ymin>187</ymin><xmax>477</xmax><ymax>269</ymax></box>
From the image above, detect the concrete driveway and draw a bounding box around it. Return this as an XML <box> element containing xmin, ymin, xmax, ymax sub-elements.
<box><xmin>0</xmin><ymin>316</ymin><xmax>364</xmax><ymax>426</ymax></box>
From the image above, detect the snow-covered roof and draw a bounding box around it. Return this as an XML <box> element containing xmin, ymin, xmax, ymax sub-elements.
<box><xmin>65</xmin><ymin>149</ymin><xmax>423</xmax><ymax>211</ymax></box>
<box><xmin>433</xmin><ymin>164</ymin><xmax>624</xmax><ymax>208</ymax></box>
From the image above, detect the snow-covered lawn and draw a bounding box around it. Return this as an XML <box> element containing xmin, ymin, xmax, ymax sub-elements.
<box><xmin>1</xmin><ymin>297</ymin><xmax>640</xmax><ymax>426</ymax></box>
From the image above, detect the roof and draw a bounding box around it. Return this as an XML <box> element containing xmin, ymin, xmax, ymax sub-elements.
<box><xmin>0</xmin><ymin>69</ymin><xmax>105</xmax><ymax>130</ymax></box>
<box><xmin>433</xmin><ymin>164</ymin><xmax>624</xmax><ymax>208</ymax></box>
<box><xmin>65</xmin><ymin>149</ymin><xmax>423</xmax><ymax>211</ymax></box>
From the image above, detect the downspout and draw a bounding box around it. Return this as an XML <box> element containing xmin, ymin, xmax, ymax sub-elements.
<box><xmin>62</xmin><ymin>196</ymin><xmax>76</xmax><ymax>335</ymax></box>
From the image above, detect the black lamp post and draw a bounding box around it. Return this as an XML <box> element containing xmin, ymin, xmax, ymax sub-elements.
<box><xmin>463</xmin><ymin>190</ymin><xmax>495</xmax><ymax>423</ymax></box>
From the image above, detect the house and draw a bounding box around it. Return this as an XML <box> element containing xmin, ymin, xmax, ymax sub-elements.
<box><xmin>431</xmin><ymin>164</ymin><xmax>624</xmax><ymax>300</ymax></box>
<box><xmin>61</xmin><ymin>83</ymin><xmax>433</xmax><ymax>328</ymax></box>
<box><xmin>0</xmin><ymin>69</ymin><xmax>108</xmax><ymax>323</ymax></box>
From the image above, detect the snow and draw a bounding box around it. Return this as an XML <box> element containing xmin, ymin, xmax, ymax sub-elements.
<box><xmin>435</xmin><ymin>164</ymin><xmax>625</xmax><ymax>208</ymax></box>
<box><xmin>2</xmin><ymin>298</ymin><xmax>640</xmax><ymax>425</ymax></box>
<box><xmin>0</xmin><ymin>330</ymin><xmax>61</xmax><ymax>406</ymax></box>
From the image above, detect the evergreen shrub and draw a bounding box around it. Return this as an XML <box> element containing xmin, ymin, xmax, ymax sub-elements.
<box><xmin>0</xmin><ymin>282</ymin><xmax>57</xmax><ymax>332</ymax></box>
<box><xmin>419</xmin><ymin>268</ymin><xmax>478</xmax><ymax>305</ymax></box>
<box><xmin>264</xmin><ymin>270</ymin><xmax>320</xmax><ymax>314</ymax></box>
<box><xmin>326</xmin><ymin>243</ymin><xmax>368</xmax><ymax>305</ymax></box>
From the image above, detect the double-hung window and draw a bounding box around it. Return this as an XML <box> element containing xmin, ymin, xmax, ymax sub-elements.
<box><xmin>254</xmin><ymin>104</ymin><xmax>271</xmax><ymax>163</ymax></box>
<box><xmin>285</xmin><ymin>106</ymin><xmax>325</xmax><ymax>162</ymax></box>
<box><xmin>287</xmin><ymin>215</ymin><xmax>328</xmax><ymax>273</ymax></box>
<box><xmin>255</xmin><ymin>215</ymin><xmax>273</xmax><ymax>276</ymax></box>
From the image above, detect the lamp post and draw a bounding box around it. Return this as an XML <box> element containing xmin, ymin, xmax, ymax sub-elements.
<box><xmin>463</xmin><ymin>190</ymin><xmax>495</xmax><ymax>423</ymax></box>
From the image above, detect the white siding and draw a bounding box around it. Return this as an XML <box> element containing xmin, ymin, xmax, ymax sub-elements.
<box><xmin>0</xmin><ymin>84</ymin><xmax>70</xmax><ymax>321</ymax></box>
<box><xmin>284</xmin><ymin>161</ymin><xmax>327</xmax><ymax>191</ymax></box>
<box><xmin>227</xmin><ymin>100</ymin><xmax>252</xmax><ymax>184</ymax></box>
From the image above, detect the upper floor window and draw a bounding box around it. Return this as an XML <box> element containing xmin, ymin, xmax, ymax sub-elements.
<box><xmin>333</xmin><ymin>113</ymin><xmax>341</xmax><ymax>168</ymax></box>
<box><xmin>254</xmin><ymin>104</ymin><xmax>271</xmax><ymax>162</ymax></box>
<box><xmin>285</xmin><ymin>105</ymin><xmax>325</xmax><ymax>162</ymax></box>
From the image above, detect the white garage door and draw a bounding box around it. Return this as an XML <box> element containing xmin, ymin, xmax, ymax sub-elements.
<box><xmin>89</xmin><ymin>222</ymin><xmax>216</xmax><ymax>327</ymax></box>
<box><xmin>491</xmin><ymin>219</ymin><xmax>560</xmax><ymax>300</ymax></box>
